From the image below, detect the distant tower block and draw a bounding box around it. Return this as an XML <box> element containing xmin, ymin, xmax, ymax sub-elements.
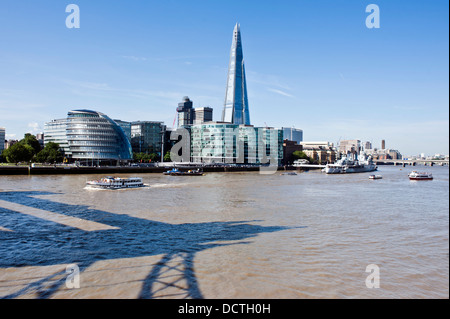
<box><xmin>177</xmin><ymin>96</ymin><xmax>194</xmax><ymax>128</ymax></box>
<box><xmin>381</xmin><ymin>139</ymin><xmax>386</xmax><ymax>150</ymax></box>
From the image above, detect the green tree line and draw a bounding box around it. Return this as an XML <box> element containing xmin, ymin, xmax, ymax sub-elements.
<box><xmin>1</xmin><ymin>134</ymin><xmax>64</xmax><ymax>164</ymax></box>
<box><xmin>133</xmin><ymin>152</ymin><xmax>172</xmax><ymax>163</ymax></box>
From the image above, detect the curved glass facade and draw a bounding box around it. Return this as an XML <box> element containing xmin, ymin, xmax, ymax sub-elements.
<box><xmin>45</xmin><ymin>110</ymin><xmax>132</xmax><ymax>162</ymax></box>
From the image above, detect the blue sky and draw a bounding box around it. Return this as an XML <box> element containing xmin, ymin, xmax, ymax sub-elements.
<box><xmin>0</xmin><ymin>0</ymin><xmax>448</xmax><ymax>156</ymax></box>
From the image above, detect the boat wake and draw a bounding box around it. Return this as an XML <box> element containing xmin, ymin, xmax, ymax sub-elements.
<box><xmin>148</xmin><ymin>183</ymin><xmax>188</xmax><ymax>188</ymax></box>
<box><xmin>84</xmin><ymin>184</ymin><xmax>151</xmax><ymax>191</ymax></box>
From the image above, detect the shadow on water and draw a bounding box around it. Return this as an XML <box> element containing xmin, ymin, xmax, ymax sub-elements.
<box><xmin>0</xmin><ymin>191</ymin><xmax>298</xmax><ymax>299</ymax></box>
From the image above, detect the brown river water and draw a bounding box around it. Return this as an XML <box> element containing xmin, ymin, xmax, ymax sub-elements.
<box><xmin>0</xmin><ymin>165</ymin><xmax>448</xmax><ymax>299</ymax></box>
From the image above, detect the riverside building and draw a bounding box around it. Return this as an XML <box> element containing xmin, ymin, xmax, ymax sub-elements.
<box><xmin>281</xmin><ymin>127</ymin><xmax>303</xmax><ymax>144</ymax></box>
<box><xmin>190</xmin><ymin>122</ymin><xmax>283</xmax><ymax>165</ymax></box>
<box><xmin>193</xmin><ymin>107</ymin><xmax>213</xmax><ymax>125</ymax></box>
<box><xmin>43</xmin><ymin>118</ymin><xmax>71</xmax><ymax>156</ymax></box>
<box><xmin>177</xmin><ymin>96</ymin><xmax>214</xmax><ymax>128</ymax></box>
<box><xmin>177</xmin><ymin>96</ymin><xmax>194</xmax><ymax>128</ymax></box>
<box><xmin>44</xmin><ymin>110</ymin><xmax>132</xmax><ymax>165</ymax></box>
<box><xmin>130</xmin><ymin>121</ymin><xmax>166</xmax><ymax>155</ymax></box>
<box><xmin>0</xmin><ymin>127</ymin><xmax>5</xmax><ymax>154</ymax></box>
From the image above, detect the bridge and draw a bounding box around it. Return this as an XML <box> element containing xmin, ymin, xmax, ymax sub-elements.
<box><xmin>375</xmin><ymin>159</ymin><xmax>449</xmax><ymax>167</ymax></box>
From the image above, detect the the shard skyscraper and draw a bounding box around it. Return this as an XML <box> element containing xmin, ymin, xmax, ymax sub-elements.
<box><xmin>222</xmin><ymin>23</ymin><xmax>251</xmax><ymax>125</ymax></box>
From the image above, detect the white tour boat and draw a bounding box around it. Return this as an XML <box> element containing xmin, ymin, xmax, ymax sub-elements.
<box><xmin>86</xmin><ymin>176</ymin><xmax>144</xmax><ymax>189</ymax></box>
<box><xmin>408</xmin><ymin>171</ymin><xmax>433</xmax><ymax>181</ymax></box>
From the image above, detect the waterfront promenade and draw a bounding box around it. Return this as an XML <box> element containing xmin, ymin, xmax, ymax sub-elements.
<box><xmin>0</xmin><ymin>164</ymin><xmax>273</xmax><ymax>175</ymax></box>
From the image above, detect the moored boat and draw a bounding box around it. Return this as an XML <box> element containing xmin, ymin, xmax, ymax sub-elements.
<box><xmin>369</xmin><ymin>175</ymin><xmax>382</xmax><ymax>180</ymax></box>
<box><xmin>324</xmin><ymin>153</ymin><xmax>377</xmax><ymax>174</ymax></box>
<box><xmin>86</xmin><ymin>176</ymin><xmax>144</xmax><ymax>189</ymax></box>
<box><xmin>408</xmin><ymin>171</ymin><xmax>433</xmax><ymax>180</ymax></box>
<box><xmin>163</xmin><ymin>168</ymin><xmax>204</xmax><ymax>176</ymax></box>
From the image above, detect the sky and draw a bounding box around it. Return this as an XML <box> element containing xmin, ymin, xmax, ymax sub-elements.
<box><xmin>0</xmin><ymin>0</ymin><xmax>448</xmax><ymax>156</ymax></box>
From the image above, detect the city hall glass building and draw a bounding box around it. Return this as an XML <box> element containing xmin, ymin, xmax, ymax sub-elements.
<box><xmin>44</xmin><ymin>110</ymin><xmax>132</xmax><ymax>164</ymax></box>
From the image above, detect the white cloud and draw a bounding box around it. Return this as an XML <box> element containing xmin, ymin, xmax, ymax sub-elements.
<box><xmin>5</xmin><ymin>133</ymin><xmax>16</xmax><ymax>140</ymax></box>
<box><xmin>267</xmin><ymin>88</ymin><xmax>295</xmax><ymax>98</ymax></box>
<box><xmin>122</xmin><ymin>55</ymin><xmax>148</xmax><ymax>62</ymax></box>
<box><xmin>27</xmin><ymin>122</ymin><xmax>42</xmax><ymax>134</ymax></box>
<box><xmin>68</xmin><ymin>81</ymin><xmax>112</xmax><ymax>91</ymax></box>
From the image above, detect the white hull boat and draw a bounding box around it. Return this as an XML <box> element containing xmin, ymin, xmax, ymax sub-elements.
<box><xmin>86</xmin><ymin>176</ymin><xmax>144</xmax><ymax>189</ymax></box>
<box><xmin>408</xmin><ymin>171</ymin><xmax>433</xmax><ymax>180</ymax></box>
<box><xmin>324</xmin><ymin>153</ymin><xmax>377</xmax><ymax>174</ymax></box>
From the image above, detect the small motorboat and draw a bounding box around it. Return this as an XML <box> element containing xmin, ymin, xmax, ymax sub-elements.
<box><xmin>408</xmin><ymin>171</ymin><xmax>433</xmax><ymax>180</ymax></box>
<box><xmin>369</xmin><ymin>175</ymin><xmax>382</xmax><ymax>180</ymax></box>
<box><xmin>280</xmin><ymin>172</ymin><xmax>297</xmax><ymax>176</ymax></box>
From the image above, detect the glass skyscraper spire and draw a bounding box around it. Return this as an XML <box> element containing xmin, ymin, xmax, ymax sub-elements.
<box><xmin>222</xmin><ymin>23</ymin><xmax>251</xmax><ymax>125</ymax></box>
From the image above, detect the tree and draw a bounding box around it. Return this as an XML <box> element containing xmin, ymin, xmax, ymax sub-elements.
<box><xmin>133</xmin><ymin>152</ymin><xmax>159</xmax><ymax>163</ymax></box>
<box><xmin>292</xmin><ymin>151</ymin><xmax>309</xmax><ymax>160</ymax></box>
<box><xmin>3</xmin><ymin>143</ymin><xmax>34</xmax><ymax>163</ymax></box>
<box><xmin>163</xmin><ymin>151</ymin><xmax>172</xmax><ymax>162</ymax></box>
<box><xmin>35</xmin><ymin>142</ymin><xmax>64</xmax><ymax>163</ymax></box>
<box><xmin>291</xmin><ymin>150</ymin><xmax>318</xmax><ymax>164</ymax></box>
<box><xmin>23</xmin><ymin>133</ymin><xmax>42</xmax><ymax>154</ymax></box>
<box><xmin>2</xmin><ymin>134</ymin><xmax>43</xmax><ymax>164</ymax></box>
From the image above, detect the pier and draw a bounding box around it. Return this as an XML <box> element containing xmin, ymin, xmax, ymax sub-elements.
<box><xmin>292</xmin><ymin>164</ymin><xmax>326</xmax><ymax>170</ymax></box>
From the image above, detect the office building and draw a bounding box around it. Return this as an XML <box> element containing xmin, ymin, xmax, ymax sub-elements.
<box><xmin>193</xmin><ymin>107</ymin><xmax>213</xmax><ymax>125</ymax></box>
<box><xmin>44</xmin><ymin>110</ymin><xmax>133</xmax><ymax>164</ymax></box>
<box><xmin>177</xmin><ymin>96</ymin><xmax>194</xmax><ymax>128</ymax></box>
<box><xmin>44</xmin><ymin>118</ymin><xmax>71</xmax><ymax>156</ymax></box>
<box><xmin>36</xmin><ymin>133</ymin><xmax>44</xmax><ymax>149</ymax></box>
<box><xmin>191</xmin><ymin>122</ymin><xmax>237</xmax><ymax>163</ymax></box>
<box><xmin>114</xmin><ymin>120</ymin><xmax>132</xmax><ymax>142</ymax></box>
<box><xmin>301</xmin><ymin>141</ymin><xmax>334</xmax><ymax>149</ymax></box>
<box><xmin>381</xmin><ymin>139</ymin><xmax>386</xmax><ymax>150</ymax></box>
<box><xmin>301</xmin><ymin>141</ymin><xmax>336</xmax><ymax>164</ymax></box>
<box><xmin>4</xmin><ymin>140</ymin><xmax>18</xmax><ymax>150</ymax></box>
<box><xmin>222</xmin><ymin>23</ymin><xmax>251</xmax><ymax>125</ymax></box>
<box><xmin>365</xmin><ymin>148</ymin><xmax>402</xmax><ymax>160</ymax></box>
<box><xmin>177</xmin><ymin>96</ymin><xmax>213</xmax><ymax>127</ymax></box>
<box><xmin>0</xmin><ymin>127</ymin><xmax>5</xmax><ymax>154</ymax></box>
<box><xmin>282</xmin><ymin>127</ymin><xmax>303</xmax><ymax>144</ymax></box>
<box><xmin>190</xmin><ymin>123</ymin><xmax>282</xmax><ymax>165</ymax></box>
<box><xmin>131</xmin><ymin>121</ymin><xmax>165</xmax><ymax>155</ymax></box>
<box><xmin>339</xmin><ymin>139</ymin><xmax>361</xmax><ymax>155</ymax></box>
<box><xmin>283</xmin><ymin>139</ymin><xmax>303</xmax><ymax>165</ymax></box>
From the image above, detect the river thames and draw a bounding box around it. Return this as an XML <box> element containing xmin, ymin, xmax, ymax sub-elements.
<box><xmin>0</xmin><ymin>165</ymin><xmax>448</xmax><ymax>299</ymax></box>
